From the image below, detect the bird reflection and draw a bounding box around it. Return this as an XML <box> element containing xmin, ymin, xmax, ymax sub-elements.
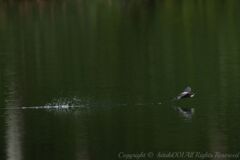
<box><xmin>175</xmin><ymin>107</ymin><xmax>195</xmax><ymax>119</ymax></box>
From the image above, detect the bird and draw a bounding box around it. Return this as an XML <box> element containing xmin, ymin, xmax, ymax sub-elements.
<box><xmin>175</xmin><ymin>86</ymin><xmax>195</xmax><ymax>100</ymax></box>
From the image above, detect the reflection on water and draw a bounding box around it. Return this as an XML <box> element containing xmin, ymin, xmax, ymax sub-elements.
<box><xmin>3</xmin><ymin>66</ymin><xmax>23</xmax><ymax>160</ymax></box>
<box><xmin>1</xmin><ymin>0</ymin><xmax>240</xmax><ymax>160</ymax></box>
<box><xmin>6</xmin><ymin>108</ymin><xmax>23</xmax><ymax>160</ymax></box>
<box><xmin>175</xmin><ymin>107</ymin><xmax>195</xmax><ymax>120</ymax></box>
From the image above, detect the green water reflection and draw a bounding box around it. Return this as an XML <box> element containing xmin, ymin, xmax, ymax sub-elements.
<box><xmin>0</xmin><ymin>0</ymin><xmax>240</xmax><ymax>160</ymax></box>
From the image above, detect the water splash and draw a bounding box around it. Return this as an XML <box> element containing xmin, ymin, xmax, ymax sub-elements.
<box><xmin>19</xmin><ymin>97</ymin><xmax>89</xmax><ymax>111</ymax></box>
<box><xmin>21</xmin><ymin>104</ymin><xmax>85</xmax><ymax>110</ymax></box>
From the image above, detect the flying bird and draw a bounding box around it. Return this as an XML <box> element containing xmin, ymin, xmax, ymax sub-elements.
<box><xmin>175</xmin><ymin>86</ymin><xmax>195</xmax><ymax>100</ymax></box>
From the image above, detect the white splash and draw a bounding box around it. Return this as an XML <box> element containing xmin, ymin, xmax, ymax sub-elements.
<box><xmin>20</xmin><ymin>97</ymin><xmax>89</xmax><ymax>110</ymax></box>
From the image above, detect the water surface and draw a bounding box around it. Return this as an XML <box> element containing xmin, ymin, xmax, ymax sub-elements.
<box><xmin>1</xmin><ymin>0</ymin><xmax>240</xmax><ymax>160</ymax></box>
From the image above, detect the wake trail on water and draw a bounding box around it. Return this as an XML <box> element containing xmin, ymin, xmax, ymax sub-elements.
<box><xmin>1</xmin><ymin>97</ymin><xmax>90</xmax><ymax>111</ymax></box>
<box><xmin>0</xmin><ymin>97</ymin><xmax>167</xmax><ymax>111</ymax></box>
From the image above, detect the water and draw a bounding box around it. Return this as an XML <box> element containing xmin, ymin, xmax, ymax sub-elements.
<box><xmin>1</xmin><ymin>0</ymin><xmax>240</xmax><ymax>160</ymax></box>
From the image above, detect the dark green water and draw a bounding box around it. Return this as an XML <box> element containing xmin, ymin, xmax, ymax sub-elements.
<box><xmin>1</xmin><ymin>0</ymin><xmax>240</xmax><ymax>160</ymax></box>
